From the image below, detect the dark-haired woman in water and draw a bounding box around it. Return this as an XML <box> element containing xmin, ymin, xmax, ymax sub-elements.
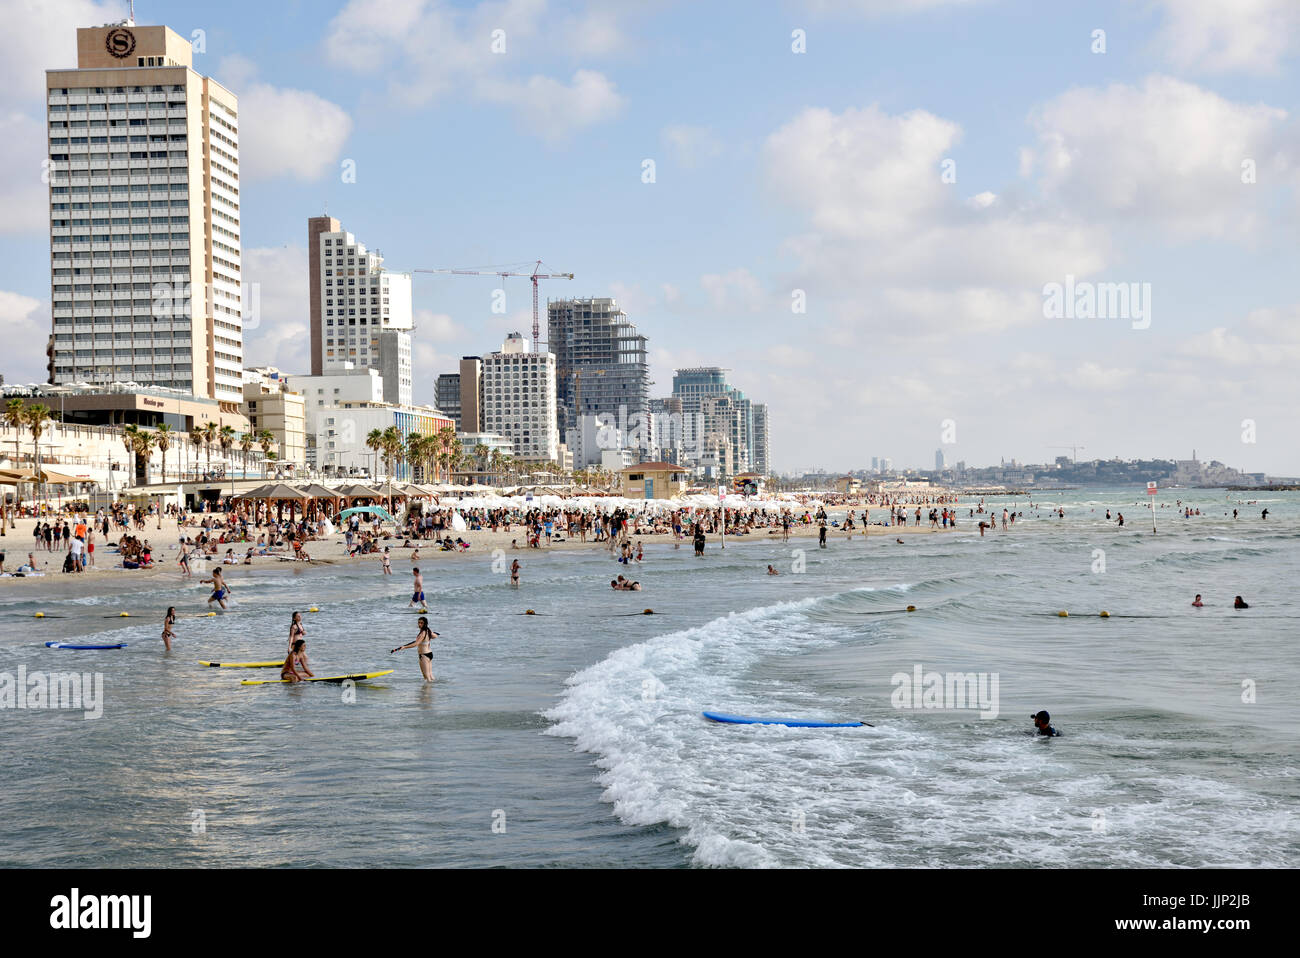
<box><xmin>287</xmin><ymin>611</ymin><xmax>306</xmax><ymax>655</ymax></box>
<box><xmin>391</xmin><ymin>616</ymin><xmax>438</xmax><ymax>682</ymax></box>
<box><xmin>281</xmin><ymin>639</ymin><xmax>313</xmax><ymax>683</ymax></box>
<box><xmin>161</xmin><ymin>606</ymin><xmax>177</xmax><ymax>651</ymax></box>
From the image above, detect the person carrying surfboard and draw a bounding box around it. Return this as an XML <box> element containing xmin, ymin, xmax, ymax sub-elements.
<box><xmin>281</xmin><ymin>639</ymin><xmax>314</xmax><ymax>683</ymax></box>
<box><xmin>391</xmin><ymin>617</ymin><xmax>438</xmax><ymax>682</ymax></box>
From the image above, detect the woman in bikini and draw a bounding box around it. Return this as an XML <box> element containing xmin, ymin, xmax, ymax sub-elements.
<box><xmin>391</xmin><ymin>617</ymin><xmax>438</xmax><ymax>682</ymax></box>
<box><xmin>281</xmin><ymin>639</ymin><xmax>313</xmax><ymax>683</ymax></box>
<box><xmin>161</xmin><ymin>606</ymin><xmax>177</xmax><ymax>651</ymax></box>
<box><xmin>287</xmin><ymin>611</ymin><xmax>306</xmax><ymax>656</ymax></box>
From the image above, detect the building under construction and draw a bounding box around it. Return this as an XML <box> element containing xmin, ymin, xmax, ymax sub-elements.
<box><xmin>547</xmin><ymin>297</ymin><xmax>650</xmax><ymax>433</ymax></box>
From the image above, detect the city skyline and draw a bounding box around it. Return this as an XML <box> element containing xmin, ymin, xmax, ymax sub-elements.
<box><xmin>3</xmin><ymin>1</ymin><xmax>1299</xmax><ymax>474</ymax></box>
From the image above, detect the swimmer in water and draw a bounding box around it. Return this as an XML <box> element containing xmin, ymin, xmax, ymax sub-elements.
<box><xmin>161</xmin><ymin>606</ymin><xmax>176</xmax><ymax>651</ymax></box>
<box><xmin>1234</xmin><ymin>595</ymin><xmax>1249</xmax><ymax>609</ymax></box>
<box><xmin>281</xmin><ymin>639</ymin><xmax>313</xmax><ymax>683</ymax></box>
<box><xmin>200</xmin><ymin>567</ymin><xmax>231</xmax><ymax>609</ymax></box>
<box><xmin>391</xmin><ymin>616</ymin><xmax>438</xmax><ymax>681</ymax></box>
<box><xmin>767</xmin><ymin>564</ymin><xmax>780</xmax><ymax>575</ymax></box>
<box><xmin>1192</xmin><ymin>594</ymin><xmax>1203</xmax><ymax>607</ymax></box>
<box><xmin>1030</xmin><ymin>710</ymin><xmax>1060</xmax><ymax>737</ymax></box>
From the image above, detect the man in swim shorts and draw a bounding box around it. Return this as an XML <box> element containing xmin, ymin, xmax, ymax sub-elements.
<box><xmin>410</xmin><ymin>567</ymin><xmax>426</xmax><ymax>608</ymax></box>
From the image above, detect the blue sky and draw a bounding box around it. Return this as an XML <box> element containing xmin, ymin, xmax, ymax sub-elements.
<box><xmin>3</xmin><ymin>0</ymin><xmax>1299</xmax><ymax>474</ymax></box>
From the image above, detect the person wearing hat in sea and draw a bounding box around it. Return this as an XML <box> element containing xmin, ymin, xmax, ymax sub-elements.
<box><xmin>1030</xmin><ymin>710</ymin><xmax>1060</xmax><ymax>736</ymax></box>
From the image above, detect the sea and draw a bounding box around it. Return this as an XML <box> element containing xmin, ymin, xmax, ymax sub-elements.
<box><xmin>1</xmin><ymin>487</ymin><xmax>1297</xmax><ymax>868</ymax></box>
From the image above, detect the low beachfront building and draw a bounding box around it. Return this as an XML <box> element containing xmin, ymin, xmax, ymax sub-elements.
<box><xmin>620</xmin><ymin>461</ymin><xmax>689</xmax><ymax>500</ymax></box>
<box><xmin>315</xmin><ymin>401</ymin><xmax>453</xmax><ymax>479</ymax></box>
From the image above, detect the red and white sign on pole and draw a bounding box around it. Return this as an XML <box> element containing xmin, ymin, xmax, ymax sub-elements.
<box><xmin>1146</xmin><ymin>481</ymin><xmax>1158</xmax><ymax>496</ymax></box>
<box><xmin>1147</xmin><ymin>481</ymin><xmax>1157</xmax><ymax>533</ymax></box>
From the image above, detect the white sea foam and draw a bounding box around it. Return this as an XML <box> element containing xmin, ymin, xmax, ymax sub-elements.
<box><xmin>546</xmin><ymin>593</ymin><xmax>1300</xmax><ymax>867</ymax></box>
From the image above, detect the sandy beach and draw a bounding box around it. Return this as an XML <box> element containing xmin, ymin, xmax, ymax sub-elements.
<box><xmin>0</xmin><ymin>510</ymin><xmax>953</xmax><ymax>584</ymax></box>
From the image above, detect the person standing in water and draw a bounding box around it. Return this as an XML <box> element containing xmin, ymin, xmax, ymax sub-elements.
<box><xmin>281</xmin><ymin>639</ymin><xmax>314</xmax><ymax>683</ymax></box>
<box><xmin>510</xmin><ymin>558</ymin><xmax>520</xmax><ymax>587</ymax></box>
<box><xmin>161</xmin><ymin>607</ymin><xmax>177</xmax><ymax>651</ymax></box>
<box><xmin>391</xmin><ymin>617</ymin><xmax>439</xmax><ymax>682</ymax></box>
<box><xmin>381</xmin><ymin>547</ymin><xmax>392</xmax><ymax>576</ymax></box>
<box><xmin>201</xmin><ymin>567</ymin><xmax>231</xmax><ymax>609</ymax></box>
<box><xmin>287</xmin><ymin>611</ymin><xmax>306</xmax><ymax>655</ymax></box>
<box><xmin>410</xmin><ymin>567</ymin><xmax>426</xmax><ymax>609</ymax></box>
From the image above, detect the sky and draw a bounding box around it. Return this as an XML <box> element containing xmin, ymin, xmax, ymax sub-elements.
<box><xmin>1</xmin><ymin>0</ymin><xmax>1298</xmax><ymax>475</ymax></box>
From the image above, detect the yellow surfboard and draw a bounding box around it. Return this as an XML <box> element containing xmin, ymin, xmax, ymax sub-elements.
<box><xmin>240</xmin><ymin>669</ymin><xmax>395</xmax><ymax>686</ymax></box>
<box><xmin>199</xmin><ymin>660</ymin><xmax>284</xmax><ymax>668</ymax></box>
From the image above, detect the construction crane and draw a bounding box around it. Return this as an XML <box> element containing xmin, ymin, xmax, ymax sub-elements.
<box><xmin>1050</xmin><ymin>444</ymin><xmax>1086</xmax><ymax>464</ymax></box>
<box><xmin>412</xmin><ymin>261</ymin><xmax>573</xmax><ymax>347</ymax></box>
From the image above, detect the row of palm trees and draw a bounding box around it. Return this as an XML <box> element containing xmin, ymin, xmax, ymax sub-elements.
<box><xmin>358</xmin><ymin>425</ymin><xmax>605</xmax><ymax>488</ymax></box>
<box><xmin>128</xmin><ymin>421</ymin><xmax>277</xmax><ymax>484</ymax></box>
<box><xmin>4</xmin><ymin>399</ymin><xmax>55</xmax><ymax>472</ymax></box>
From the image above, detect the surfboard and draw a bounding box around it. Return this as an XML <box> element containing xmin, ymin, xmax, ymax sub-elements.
<box><xmin>46</xmin><ymin>642</ymin><xmax>128</xmax><ymax>650</ymax></box>
<box><xmin>199</xmin><ymin>660</ymin><xmax>284</xmax><ymax>668</ymax></box>
<box><xmin>240</xmin><ymin>669</ymin><xmax>395</xmax><ymax>686</ymax></box>
<box><xmin>702</xmin><ymin>710</ymin><xmax>866</xmax><ymax>728</ymax></box>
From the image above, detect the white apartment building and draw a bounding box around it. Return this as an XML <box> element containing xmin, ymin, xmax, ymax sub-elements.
<box><xmin>291</xmin><ymin>367</ymin><xmax>385</xmax><ymax>471</ymax></box>
<box><xmin>482</xmin><ymin>334</ymin><xmax>559</xmax><ymax>463</ymax></box>
<box><xmin>315</xmin><ymin>402</ymin><xmax>453</xmax><ymax>479</ymax></box>
<box><xmin>47</xmin><ymin>22</ymin><xmax>243</xmax><ymax>410</ymax></box>
<box><xmin>307</xmin><ymin>215</ymin><xmax>412</xmax><ymax>406</ymax></box>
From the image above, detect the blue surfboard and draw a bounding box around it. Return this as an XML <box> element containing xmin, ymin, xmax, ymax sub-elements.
<box><xmin>46</xmin><ymin>642</ymin><xmax>128</xmax><ymax>650</ymax></box>
<box><xmin>702</xmin><ymin>710</ymin><xmax>866</xmax><ymax>728</ymax></box>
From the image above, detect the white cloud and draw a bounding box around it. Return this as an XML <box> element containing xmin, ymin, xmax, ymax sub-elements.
<box><xmin>1065</xmin><ymin>362</ymin><xmax>1135</xmax><ymax>392</ymax></box>
<box><xmin>241</xmin><ymin>246</ymin><xmax>309</xmax><ymax>373</ymax></box>
<box><xmin>1147</xmin><ymin>0</ymin><xmax>1300</xmax><ymax>74</ymax></box>
<box><xmin>764</xmin><ymin>105</ymin><xmax>960</xmax><ymax>238</ymax></box>
<box><xmin>804</xmin><ymin>0</ymin><xmax>982</xmax><ymax>15</ymax></box>
<box><xmin>662</xmin><ymin>124</ymin><xmax>723</xmax><ymax>167</ymax></box>
<box><xmin>763</xmin><ymin>104</ymin><xmax>1110</xmax><ymax>299</ymax></box>
<box><xmin>413</xmin><ymin>309</ymin><xmax>465</xmax><ymax>341</ymax></box>
<box><xmin>879</xmin><ymin>287</ymin><xmax>1042</xmax><ymax>335</ymax></box>
<box><xmin>0</xmin><ymin>289</ymin><xmax>50</xmax><ymax>384</ymax></box>
<box><xmin>0</xmin><ymin>111</ymin><xmax>48</xmax><ymax>234</ymax></box>
<box><xmin>323</xmin><ymin>0</ymin><xmax>627</xmax><ymax>138</ymax></box>
<box><xmin>218</xmin><ymin>57</ymin><xmax>353</xmax><ymax>181</ymax></box>
<box><xmin>1026</xmin><ymin>76</ymin><xmax>1290</xmax><ymax>240</ymax></box>
<box><xmin>700</xmin><ymin>268</ymin><xmax>767</xmax><ymax>313</ymax></box>
<box><xmin>0</xmin><ymin>0</ymin><xmax>122</xmax><ymax>109</ymax></box>
<box><xmin>478</xmin><ymin>69</ymin><xmax>624</xmax><ymax>142</ymax></box>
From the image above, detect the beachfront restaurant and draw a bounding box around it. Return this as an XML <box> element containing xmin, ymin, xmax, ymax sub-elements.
<box><xmin>620</xmin><ymin>462</ymin><xmax>689</xmax><ymax>500</ymax></box>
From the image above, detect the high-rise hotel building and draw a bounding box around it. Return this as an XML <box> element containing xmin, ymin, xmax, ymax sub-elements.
<box><xmin>307</xmin><ymin>215</ymin><xmax>413</xmax><ymax>407</ymax></box>
<box><xmin>46</xmin><ymin>22</ymin><xmax>244</xmax><ymax>408</ymax></box>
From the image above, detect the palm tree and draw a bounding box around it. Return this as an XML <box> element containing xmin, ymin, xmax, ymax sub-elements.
<box><xmin>134</xmin><ymin>429</ymin><xmax>156</xmax><ymax>485</ymax></box>
<box><xmin>188</xmin><ymin>425</ymin><xmax>204</xmax><ymax>480</ymax></box>
<box><xmin>257</xmin><ymin>429</ymin><xmax>275</xmax><ymax>477</ymax></box>
<box><xmin>218</xmin><ymin>425</ymin><xmax>236</xmax><ymax>478</ymax></box>
<box><xmin>380</xmin><ymin>425</ymin><xmax>403</xmax><ymax>513</ymax></box>
<box><xmin>5</xmin><ymin>398</ymin><xmax>26</xmax><ymax>465</ymax></box>
<box><xmin>364</xmin><ymin>428</ymin><xmax>383</xmax><ymax>480</ymax></box>
<box><xmin>25</xmin><ymin>404</ymin><xmax>51</xmax><ymax>501</ymax></box>
<box><xmin>154</xmin><ymin>423</ymin><xmax>172</xmax><ymax>484</ymax></box>
<box><xmin>201</xmin><ymin>421</ymin><xmax>218</xmax><ymax>476</ymax></box>
<box><xmin>405</xmin><ymin>433</ymin><xmax>428</xmax><ymax>484</ymax></box>
<box><xmin>239</xmin><ymin>432</ymin><xmax>254</xmax><ymax>478</ymax></box>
